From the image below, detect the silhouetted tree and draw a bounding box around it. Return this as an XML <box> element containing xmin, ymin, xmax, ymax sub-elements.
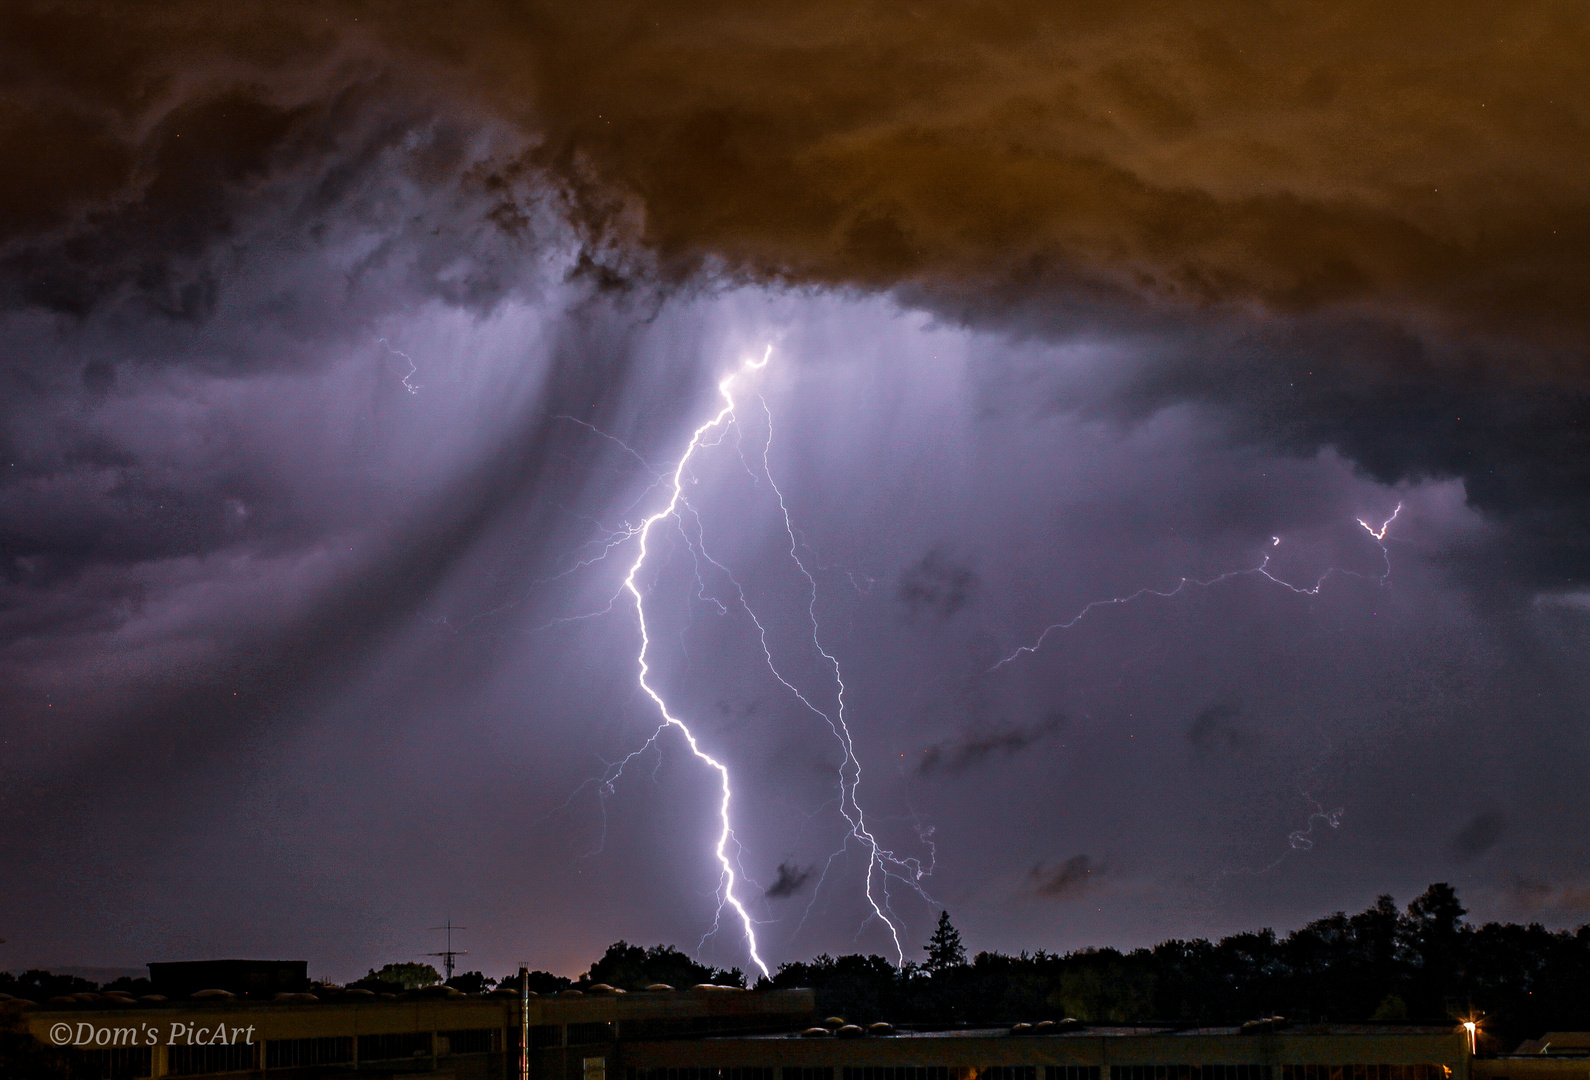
<box><xmin>446</xmin><ymin>970</ymin><xmax>494</xmax><ymax>994</ymax></box>
<box><xmin>350</xmin><ymin>962</ymin><xmax>440</xmax><ymax>991</ymax></box>
<box><xmin>496</xmin><ymin>970</ymin><xmax>572</xmax><ymax>995</ymax></box>
<box><xmin>0</xmin><ymin>970</ymin><xmax>97</xmax><ymax>1002</ymax></box>
<box><xmin>925</xmin><ymin>911</ymin><xmax>966</xmax><ymax>973</ymax></box>
<box><xmin>584</xmin><ymin>942</ymin><xmax>742</xmax><ymax>989</ymax></box>
<box><xmin>101</xmin><ymin>976</ymin><xmax>154</xmax><ymax>997</ymax></box>
<box><xmin>1403</xmin><ymin>883</ymin><xmax>1467</xmax><ymax>1017</ymax></box>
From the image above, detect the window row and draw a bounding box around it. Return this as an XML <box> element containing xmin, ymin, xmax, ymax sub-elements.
<box><xmin>1113</xmin><ymin>1066</ymin><xmax>1271</xmax><ymax>1080</ymax></box>
<box><xmin>1279</xmin><ymin>1065</ymin><xmax>1451</xmax><ymax>1080</ymax></box>
<box><xmin>168</xmin><ymin>1042</ymin><xmax>258</xmax><ymax>1076</ymax></box>
<box><xmin>70</xmin><ymin>1047</ymin><xmax>152</xmax><ymax>1080</ymax></box>
<box><xmin>843</xmin><ymin>1067</ymin><xmax>959</xmax><ymax>1080</ymax></box>
<box><xmin>1048</xmin><ymin>1067</ymin><xmax>1103</xmax><ymax>1080</ymax></box>
<box><xmin>571</xmin><ymin>1021</ymin><xmax>618</xmax><ymax>1046</ymax></box>
<box><xmin>266</xmin><ymin>1036</ymin><xmax>352</xmax><ymax>1068</ymax></box>
<box><xmin>441</xmin><ymin>1027</ymin><xmax>504</xmax><ymax>1055</ymax></box>
<box><xmin>628</xmin><ymin>1068</ymin><xmax>778</xmax><ymax>1080</ymax></box>
<box><xmin>358</xmin><ymin>1030</ymin><xmax>432</xmax><ymax>1061</ymax></box>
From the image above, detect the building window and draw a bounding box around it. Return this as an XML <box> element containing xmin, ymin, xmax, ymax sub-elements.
<box><xmin>784</xmin><ymin>1069</ymin><xmax>835</xmax><ymax>1080</ymax></box>
<box><xmin>517</xmin><ymin>1024</ymin><xmax>562</xmax><ymax>1049</ymax></box>
<box><xmin>1112</xmin><ymin>1067</ymin><xmax>1273</xmax><ymax>1080</ymax></box>
<box><xmin>844</xmin><ymin>1068</ymin><xmax>958</xmax><ymax>1080</ymax></box>
<box><xmin>72</xmin><ymin>1047</ymin><xmax>153</xmax><ymax>1079</ymax></box>
<box><xmin>167</xmin><ymin>1043</ymin><xmax>259</xmax><ymax>1076</ymax></box>
<box><xmin>265</xmin><ymin>1036</ymin><xmax>353</xmax><ymax>1069</ymax></box>
<box><xmin>1047</xmin><ymin>1068</ymin><xmax>1101</xmax><ymax>1080</ymax></box>
<box><xmin>1281</xmin><ymin>1065</ymin><xmax>1448</xmax><ymax>1080</ymax></box>
<box><xmin>358</xmin><ymin>1031</ymin><xmax>433</xmax><ymax>1061</ymax></box>
<box><xmin>981</xmin><ymin>1068</ymin><xmax>1037</xmax><ymax>1080</ymax></box>
<box><xmin>629</xmin><ymin>1068</ymin><xmax>777</xmax><ymax>1080</ymax></box>
<box><xmin>569</xmin><ymin>1022</ymin><xmax>617</xmax><ymax>1046</ymax></box>
<box><xmin>441</xmin><ymin>1028</ymin><xmax>504</xmax><ymax>1055</ymax></box>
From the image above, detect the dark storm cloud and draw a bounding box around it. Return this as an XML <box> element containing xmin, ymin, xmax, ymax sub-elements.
<box><xmin>0</xmin><ymin>300</ymin><xmax>662</xmax><ymax>838</ymax></box>
<box><xmin>1187</xmin><ymin>703</ymin><xmax>1255</xmax><ymax>755</ymax></box>
<box><xmin>453</xmin><ymin>2</ymin><xmax>1589</xmax><ymax>339</ymax></box>
<box><xmin>6</xmin><ymin>1</ymin><xmax>1590</xmax><ymax>591</ymax></box>
<box><xmin>0</xmin><ymin>4</ymin><xmax>672</xmax><ymax>874</ymax></box>
<box><xmin>1034</xmin><ymin>318</ymin><xmax>1590</xmax><ymax>588</ymax></box>
<box><xmin>765</xmin><ymin>862</ymin><xmax>814</xmax><ymax>900</ymax></box>
<box><xmin>1507</xmin><ymin>877</ymin><xmax>1590</xmax><ymax>915</ymax></box>
<box><xmin>0</xmin><ymin>7</ymin><xmax>569</xmax><ymax>604</ymax></box>
<box><xmin>897</xmin><ymin>551</ymin><xmax>978</xmax><ymax>621</ymax></box>
<box><xmin>918</xmin><ymin>714</ymin><xmax>1064</xmax><ymax>776</ymax></box>
<box><xmin>1029</xmin><ymin>856</ymin><xmax>1104</xmax><ymax>901</ymax></box>
<box><xmin>1449</xmin><ymin>811</ymin><xmax>1508</xmax><ymax>863</ymax></box>
<box><xmin>424</xmin><ymin>0</ymin><xmax>1590</xmax><ymax>588</ymax></box>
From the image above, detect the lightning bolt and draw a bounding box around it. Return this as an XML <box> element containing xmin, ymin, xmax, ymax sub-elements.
<box><xmin>529</xmin><ymin>360</ymin><xmax>1404</xmax><ymax>961</ymax></box>
<box><xmin>614</xmin><ymin>345</ymin><xmax>775</xmax><ymax>980</ymax></box>
<box><xmin>377</xmin><ymin>338</ymin><xmax>421</xmax><ymax>394</ymax></box>
<box><xmin>1287</xmin><ymin>799</ymin><xmax>1345</xmax><ymax>851</ymax></box>
<box><xmin>991</xmin><ymin>502</ymin><xmax>1405</xmax><ymax>670</ymax></box>
<box><xmin>567</xmin><ymin>344</ymin><xmax>933</xmax><ymax>973</ymax></box>
<box><xmin>1358</xmin><ymin>503</ymin><xmax>1401</xmax><ymax>541</ymax></box>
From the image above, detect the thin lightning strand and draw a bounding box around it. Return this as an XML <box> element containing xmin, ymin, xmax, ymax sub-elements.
<box><xmin>676</xmin><ymin>413</ymin><xmax>931</xmax><ymax>964</ymax></box>
<box><xmin>756</xmin><ymin>396</ymin><xmax>929</xmax><ymax>964</ymax></box>
<box><xmin>617</xmin><ymin>346</ymin><xmax>774</xmax><ymax>979</ymax></box>
<box><xmin>377</xmin><ymin>338</ymin><xmax>421</xmax><ymax>394</ymax></box>
<box><xmin>992</xmin><ymin>502</ymin><xmax>1403</xmax><ymax>671</ymax></box>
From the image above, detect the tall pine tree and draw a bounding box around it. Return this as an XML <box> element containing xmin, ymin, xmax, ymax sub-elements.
<box><xmin>925</xmin><ymin>910</ymin><xmax>966</xmax><ymax>972</ymax></box>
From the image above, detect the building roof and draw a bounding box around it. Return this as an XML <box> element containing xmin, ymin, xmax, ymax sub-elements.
<box><xmin>1515</xmin><ymin>1035</ymin><xmax>1590</xmax><ymax>1057</ymax></box>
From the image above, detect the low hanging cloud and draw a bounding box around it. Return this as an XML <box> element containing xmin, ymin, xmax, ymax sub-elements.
<box><xmin>918</xmin><ymin>714</ymin><xmax>1065</xmax><ymax>776</ymax></box>
<box><xmin>897</xmin><ymin>550</ymin><xmax>979</xmax><ymax>621</ymax></box>
<box><xmin>1030</xmin><ymin>855</ymin><xmax>1105</xmax><ymax>901</ymax></box>
<box><xmin>1449</xmin><ymin>810</ymin><xmax>1508</xmax><ymax>863</ymax></box>
<box><xmin>1507</xmin><ymin>877</ymin><xmax>1590</xmax><ymax>915</ymax></box>
<box><xmin>764</xmin><ymin>862</ymin><xmax>814</xmax><ymax>900</ymax></box>
<box><xmin>1187</xmin><ymin>703</ymin><xmax>1256</xmax><ymax>755</ymax></box>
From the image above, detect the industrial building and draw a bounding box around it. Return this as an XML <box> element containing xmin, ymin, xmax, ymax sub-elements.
<box><xmin>7</xmin><ymin>975</ymin><xmax>1554</xmax><ymax>1080</ymax></box>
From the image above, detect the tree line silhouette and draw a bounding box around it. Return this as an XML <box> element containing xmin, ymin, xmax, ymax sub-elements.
<box><xmin>6</xmin><ymin>883</ymin><xmax>1588</xmax><ymax>1052</ymax></box>
<box><xmin>753</xmin><ymin>885</ymin><xmax>1589</xmax><ymax>1049</ymax></box>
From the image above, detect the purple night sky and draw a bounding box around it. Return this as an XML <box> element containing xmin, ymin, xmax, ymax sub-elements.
<box><xmin>3</xmin><ymin>2</ymin><xmax>1589</xmax><ymax>983</ymax></box>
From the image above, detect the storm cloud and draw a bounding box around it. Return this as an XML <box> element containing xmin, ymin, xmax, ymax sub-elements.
<box><xmin>1450</xmin><ymin>811</ymin><xmax>1509</xmax><ymax>863</ymax></box>
<box><xmin>765</xmin><ymin>863</ymin><xmax>815</xmax><ymax>900</ymax></box>
<box><xmin>5</xmin><ymin>2</ymin><xmax>1590</xmax><ymax>588</ymax></box>
<box><xmin>1030</xmin><ymin>856</ymin><xmax>1105</xmax><ymax>901</ymax></box>
<box><xmin>898</xmin><ymin>551</ymin><xmax>979</xmax><ymax>621</ymax></box>
<box><xmin>1187</xmin><ymin>704</ymin><xmax>1254</xmax><ymax>755</ymax></box>
<box><xmin>918</xmin><ymin>715</ymin><xmax>1065</xmax><ymax>776</ymax></box>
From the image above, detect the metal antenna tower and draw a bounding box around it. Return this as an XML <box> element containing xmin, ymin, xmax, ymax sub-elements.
<box><xmin>424</xmin><ymin>919</ymin><xmax>468</xmax><ymax>983</ymax></box>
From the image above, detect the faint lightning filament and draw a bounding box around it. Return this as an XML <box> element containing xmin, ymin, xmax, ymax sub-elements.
<box><xmin>993</xmin><ymin>502</ymin><xmax>1405</xmax><ymax>670</ymax></box>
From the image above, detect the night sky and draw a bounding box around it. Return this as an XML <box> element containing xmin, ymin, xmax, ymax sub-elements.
<box><xmin>3</xmin><ymin>3</ymin><xmax>1589</xmax><ymax>984</ymax></box>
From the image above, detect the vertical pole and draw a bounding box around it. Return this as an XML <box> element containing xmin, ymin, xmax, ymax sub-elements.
<box><xmin>520</xmin><ymin>964</ymin><xmax>531</xmax><ymax>1080</ymax></box>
